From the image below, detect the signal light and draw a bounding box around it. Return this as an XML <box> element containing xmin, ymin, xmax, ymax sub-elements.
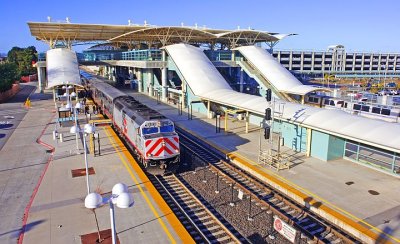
<box><xmin>264</xmin><ymin>127</ymin><xmax>270</xmax><ymax>140</ymax></box>
<box><xmin>265</xmin><ymin>108</ymin><xmax>271</xmax><ymax>120</ymax></box>
<box><xmin>265</xmin><ymin>89</ymin><xmax>272</xmax><ymax>102</ymax></box>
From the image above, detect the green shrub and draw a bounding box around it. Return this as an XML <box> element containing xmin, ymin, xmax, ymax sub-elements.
<box><xmin>0</xmin><ymin>63</ymin><xmax>19</xmax><ymax>92</ymax></box>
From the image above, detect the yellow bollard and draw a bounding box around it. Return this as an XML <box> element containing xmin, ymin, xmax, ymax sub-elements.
<box><xmin>24</xmin><ymin>98</ymin><xmax>31</xmax><ymax>108</ymax></box>
<box><xmin>89</xmin><ymin>133</ymin><xmax>94</xmax><ymax>154</ymax></box>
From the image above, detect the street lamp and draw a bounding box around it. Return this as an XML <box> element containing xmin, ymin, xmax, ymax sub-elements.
<box><xmin>70</xmin><ymin>123</ymin><xmax>96</xmax><ymax>194</ymax></box>
<box><xmin>85</xmin><ymin>183</ymin><xmax>134</xmax><ymax>244</ymax></box>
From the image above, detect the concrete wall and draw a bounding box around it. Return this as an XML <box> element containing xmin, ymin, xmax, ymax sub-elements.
<box><xmin>311</xmin><ymin>130</ymin><xmax>330</xmax><ymax>161</ymax></box>
<box><xmin>274</xmin><ymin>121</ymin><xmax>307</xmax><ymax>153</ymax></box>
<box><xmin>311</xmin><ymin>130</ymin><xmax>345</xmax><ymax>161</ymax></box>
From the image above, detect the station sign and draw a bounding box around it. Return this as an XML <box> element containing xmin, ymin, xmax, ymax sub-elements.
<box><xmin>273</xmin><ymin>215</ymin><xmax>297</xmax><ymax>243</ymax></box>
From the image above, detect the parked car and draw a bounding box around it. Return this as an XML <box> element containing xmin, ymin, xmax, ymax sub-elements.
<box><xmin>378</xmin><ymin>90</ymin><xmax>390</xmax><ymax>96</ymax></box>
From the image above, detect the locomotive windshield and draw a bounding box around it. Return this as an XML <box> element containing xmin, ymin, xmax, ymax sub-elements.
<box><xmin>142</xmin><ymin>120</ymin><xmax>175</xmax><ymax>135</ymax></box>
<box><xmin>142</xmin><ymin>127</ymin><xmax>159</xmax><ymax>135</ymax></box>
<box><xmin>160</xmin><ymin>124</ymin><xmax>174</xmax><ymax>133</ymax></box>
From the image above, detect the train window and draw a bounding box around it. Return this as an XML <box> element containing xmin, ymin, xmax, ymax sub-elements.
<box><xmin>353</xmin><ymin>104</ymin><xmax>361</xmax><ymax>110</ymax></box>
<box><xmin>337</xmin><ymin>101</ymin><xmax>344</xmax><ymax>107</ymax></box>
<box><xmin>324</xmin><ymin>99</ymin><xmax>330</xmax><ymax>105</ymax></box>
<box><xmin>381</xmin><ymin>109</ymin><xmax>391</xmax><ymax>116</ymax></box>
<box><xmin>308</xmin><ymin>96</ymin><xmax>319</xmax><ymax>103</ymax></box>
<box><xmin>160</xmin><ymin>124</ymin><xmax>174</xmax><ymax>133</ymax></box>
<box><xmin>371</xmin><ymin>107</ymin><xmax>381</xmax><ymax>114</ymax></box>
<box><xmin>344</xmin><ymin>102</ymin><xmax>348</xmax><ymax>108</ymax></box>
<box><xmin>142</xmin><ymin>127</ymin><xmax>158</xmax><ymax>135</ymax></box>
<box><xmin>329</xmin><ymin>100</ymin><xmax>335</xmax><ymax>106</ymax></box>
<box><xmin>361</xmin><ymin>106</ymin><xmax>370</xmax><ymax>112</ymax></box>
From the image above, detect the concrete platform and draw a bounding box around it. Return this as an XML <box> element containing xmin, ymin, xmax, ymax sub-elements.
<box><xmin>0</xmin><ymin>88</ymin><xmax>193</xmax><ymax>244</ymax></box>
<box><xmin>123</xmin><ymin>89</ymin><xmax>400</xmax><ymax>243</ymax></box>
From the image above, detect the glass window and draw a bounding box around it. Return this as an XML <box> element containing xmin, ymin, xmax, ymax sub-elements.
<box><xmin>142</xmin><ymin>127</ymin><xmax>158</xmax><ymax>135</ymax></box>
<box><xmin>160</xmin><ymin>125</ymin><xmax>174</xmax><ymax>133</ymax></box>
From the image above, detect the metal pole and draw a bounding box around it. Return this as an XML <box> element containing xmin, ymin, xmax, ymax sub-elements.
<box><xmin>248</xmin><ymin>195</ymin><xmax>253</xmax><ymax>221</ymax></box>
<box><xmin>93</xmin><ymin>134</ymin><xmax>96</xmax><ymax>156</ymax></box>
<box><xmin>98</xmin><ymin>133</ymin><xmax>101</xmax><ymax>156</ymax></box>
<box><xmin>218</xmin><ymin>115</ymin><xmax>221</xmax><ymax>133</ymax></box>
<box><xmin>190</xmin><ymin>103</ymin><xmax>193</xmax><ymax>120</ymax></box>
<box><xmin>230</xmin><ymin>183</ymin><xmax>235</xmax><ymax>206</ymax></box>
<box><xmin>202</xmin><ymin>167</ymin><xmax>207</xmax><ymax>183</ymax></box>
<box><xmin>215</xmin><ymin>171</ymin><xmax>219</xmax><ymax>194</ymax></box>
<box><xmin>75</xmin><ymin>108</ymin><xmax>79</xmax><ymax>153</ymax></box>
<box><xmin>83</xmin><ymin>134</ymin><xmax>90</xmax><ymax>194</ymax></box>
<box><xmin>215</xmin><ymin>115</ymin><xmax>218</xmax><ymax>133</ymax></box>
<box><xmin>109</xmin><ymin>201</ymin><xmax>117</xmax><ymax>244</ymax></box>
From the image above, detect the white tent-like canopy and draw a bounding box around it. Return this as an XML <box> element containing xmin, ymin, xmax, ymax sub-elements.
<box><xmin>165</xmin><ymin>43</ymin><xmax>400</xmax><ymax>153</ymax></box>
<box><xmin>46</xmin><ymin>48</ymin><xmax>82</xmax><ymax>88</ymax></box>
<box><xmin>236</xmin><ymin>45</ymin><xmax>326</xmax><ymax>96</ymax></box>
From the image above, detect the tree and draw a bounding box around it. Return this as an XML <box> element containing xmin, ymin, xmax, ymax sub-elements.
<box><xmin>0</xmin><ymin>63</ymin><xmax>20</xmax><ymax>92</ymax></box>
<box><xmin>7</xmin><ymin>46</ymin><xmax>37</xmax><ymax>76</ymax></box>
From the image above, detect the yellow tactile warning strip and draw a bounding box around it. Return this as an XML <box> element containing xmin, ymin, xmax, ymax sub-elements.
<box><xmin>103</xmin><ymin>126</ymin><xmax>194</xmax><ymax>244</ymax></box>
<box><xmin>179</xmin><ymin>126</ymin><xmax>397</xmax><ymax>243</ymax></box>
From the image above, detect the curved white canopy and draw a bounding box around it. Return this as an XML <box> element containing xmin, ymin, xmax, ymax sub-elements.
<box><xmin>236</xmin><ymin>45</ymin><xmax>324</xmax><ymax>95</ymax></box>
<box><xmin>46</xmin><ymin>48</ymin><xmax>82</xmax><ymax>88</ymax></box>
<box><xmin>165</xmin><ymin>43</ymin><xmax>400</xmax><ymax>152</ymax></box>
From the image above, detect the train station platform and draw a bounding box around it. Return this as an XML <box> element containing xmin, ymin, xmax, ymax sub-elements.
<box><xmin>123</xmin><ymin>89</ymin><xmax>400</xmax><ymax>243</ymax></box>
<box><xmin>0</xmin><ymin>87</ymin><xmax>192</xmax><ymax>243</ymax></box>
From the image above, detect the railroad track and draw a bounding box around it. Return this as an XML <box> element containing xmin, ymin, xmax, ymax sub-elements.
<box><xmin>151</xmin><ymin>174</ymin><xmax>245</xmax><ymax>243</ymax></box>
<box><xmin>176</xmin><ymin>126</ymin><xmax>359</xmax><ymax>244</ymax></box>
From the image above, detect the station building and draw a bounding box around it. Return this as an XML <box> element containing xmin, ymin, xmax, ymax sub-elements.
<box><xmin>28</xmin><ymin>21</ymin><xmax>400</xmax><ymax>177</ymax></box>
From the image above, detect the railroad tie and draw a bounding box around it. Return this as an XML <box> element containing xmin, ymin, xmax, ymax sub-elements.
<box><xmin>310</xmin><ymin>227</ymin><xmax>325</xmax><ymax>235</ymax></box>
<box><xmin>302</xmin><ymin>222</ymin><xmax>317</xmax><ymax>229</ymax></box>
<box><xmin>331</xmin><ymin>238</ymin><xmax>342</xmax><ymax>244</ymax></box>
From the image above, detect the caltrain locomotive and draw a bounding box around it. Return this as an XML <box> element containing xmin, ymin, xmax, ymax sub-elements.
<box><xmin>87</xmin><ymin>78</ymin><xmax>180</xmax><ymax>175</ymax></box>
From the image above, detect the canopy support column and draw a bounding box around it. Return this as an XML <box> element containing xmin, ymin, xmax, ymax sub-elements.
<box><xmin>224</xmin><ymin>110</ymin><xmax>228</xmax><ymax>132</ymax></box>
<box><xmin>148</xmin><ymin>69</ymin><xmax>154</xmax><ymax>96</ymax></box>
<box><xmin>240</xmin><ymin>68</ymin><xmax>244</xmax><ymax>93</ymax></box>
<box><xmin>161</xmin><ymin>50</ymin><xmax>168</xmax><ymax>101</ymax></box>
<box><xmin>138</xmin><ymin>69</ymin><xmax>143</xmax><ymax>92</ymax></box>
<box><xmin>207</xmin><ymin>100</ymin><xmax>212</xmax><ymax>119</ymax></box>
<box><xmin>245</xmin><ymin>111</ymin><xmax>249</xmax><ymax>133</ymax></box>
<box><xmin>306</xmin><ymin>128</ymin><xmax>312</xmax><ymax>157</ymax></box>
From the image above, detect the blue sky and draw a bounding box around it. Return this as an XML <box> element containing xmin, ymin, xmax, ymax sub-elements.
<box><xmin>0</xmin><ymin>0</ymin><xmax>399</xmax><ymax>53</ymax></box>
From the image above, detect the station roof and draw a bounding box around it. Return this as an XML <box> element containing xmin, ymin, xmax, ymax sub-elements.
<box><xmin>46</xmin><ymin>48</ymin><xmax>82</xmax><ymax>88</ymax></box>
<box><xmin>165</xmin><ymin>43</ymin><xmax>400</xmax><ymax>153</ymax></box>
<box><xmin>27</xmin><ymin>22</ymin><xmax>287</xmax><ymax>47</ymax></box>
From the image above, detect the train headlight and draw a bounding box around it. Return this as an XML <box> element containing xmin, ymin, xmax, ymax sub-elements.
<box><xmin>175</xmin><ymin>149</ymin><xmax>179</xmax><ymax>153</ymax></box>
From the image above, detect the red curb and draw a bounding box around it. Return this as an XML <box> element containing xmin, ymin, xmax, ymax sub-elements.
<box><xmin>18</xmin><ymin>113</ymin><xmax>56</xmax><ymax>244</ymax></box>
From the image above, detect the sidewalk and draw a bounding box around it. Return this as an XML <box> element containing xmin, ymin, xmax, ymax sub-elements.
<box><xmin>0</xmin><ymin>85</ymin><xmax>54</xmax><ymax>244</ymax></box>
<box><xmin>1</xmin><ymin>87</ymin><xmax>192</xmax><ymax>244</ymax></box>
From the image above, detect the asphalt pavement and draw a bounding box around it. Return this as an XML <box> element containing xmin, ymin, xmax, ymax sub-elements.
<box><xmin>0</xmin><ymin>83</ymin><xmax>37</xmax><ymax>150</ymax></box>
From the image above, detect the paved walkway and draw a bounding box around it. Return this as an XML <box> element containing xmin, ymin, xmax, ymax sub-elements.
<box><xmin>0</xmin><ymin>83</ymin><xmax>54</xmax><ymax>243</ymax></box>
<box><xmin>0</xmin><ymin>87</ymin><xmax>193</xmax><ymax>244</ymax></box>
<box><xmin>0</xmin><ymin>83</ymin><xmax>38</xmax><ymax>150</ymax></box>
<box><xmin>123</xmin><ymin>89</ymin><xmax>400</xmax><ymax>242</ymax></box>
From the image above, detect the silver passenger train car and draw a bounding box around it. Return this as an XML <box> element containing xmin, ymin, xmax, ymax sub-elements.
<box><xmin>88</xmin><ymin>78</ymin><xmax>180</xmax><ymax>175</ymax></box>
<box><xmin>306</xmin><ymin>94</ymin><xmax>400</xmax><ymax>121</ymax></box>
